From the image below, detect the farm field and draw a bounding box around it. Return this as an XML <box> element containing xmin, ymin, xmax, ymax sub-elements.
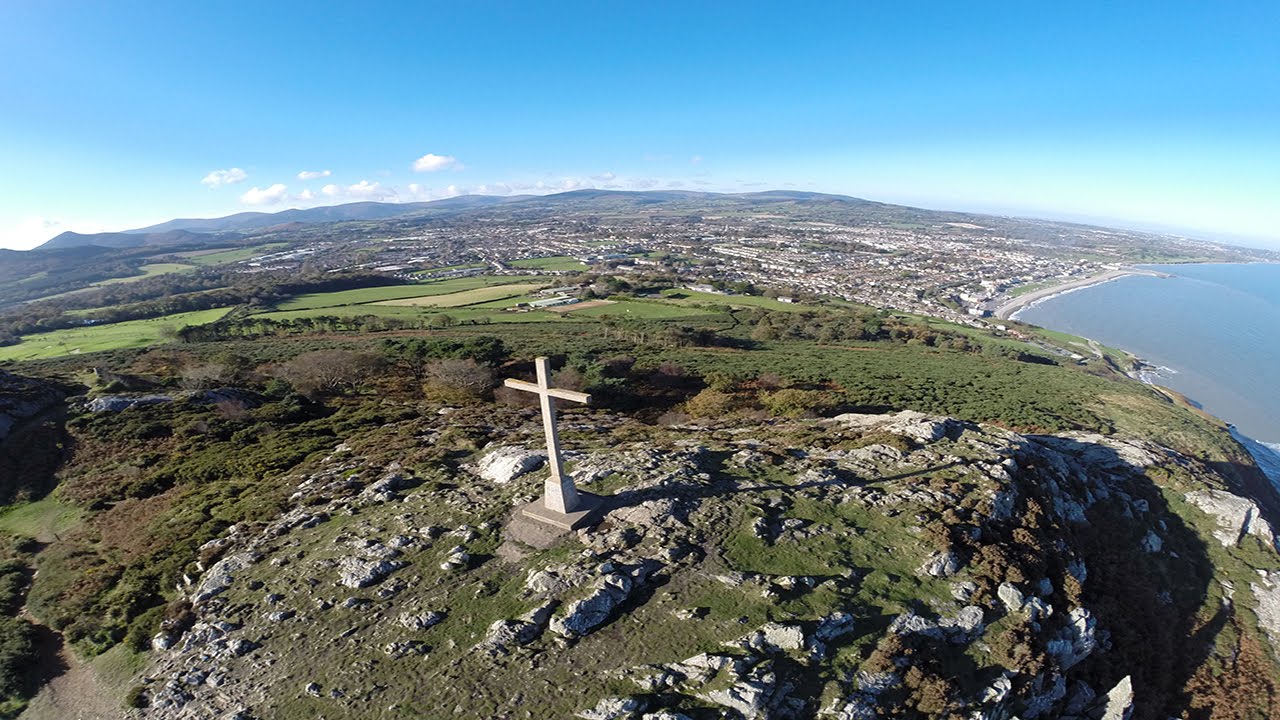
<box><xmin>183</xmin><ymin>243</ymin><xmax>290</xmax><ymax>266</ymax></box>
<box><xmin>659</xmin><ymin>289</ymin><xmax>808</xmax><ymax>311</ymax></box>
<box><xmin>0</xmin><ymin>307</ymin><xmax>234</xmax><ymax>361</ymax></box>
<box><xmin>410</xmin><ymin>263</ymin><xmax>488</xmax><ymax>277</ymax></box>
<box><xmin>94</xmin><ymin>263</ymin><xmax>196</xmax><ymax>286</ymax></box>
<box><xmin>373</xmin><ymin>283</ymin><xmax>545</xmax><ymax>307</ymax></box>
<box><xmin>272</xmin><ymin>276</ymin><xmax>540</xmax><ymax>311</ymax></box>
<box><xmin>508</xmin><ymin>255</ymin><xmax>587</xmax><ymax>271</ymax></box>
<box><xmin>561</xmin><ymin>298</ymin><xmax>711</xmax><ymax>319</ymax></box>
<box><xmin>246</xmin><ymin>304</ymin><xmax>562</xmax><ymax>325</ymax></box>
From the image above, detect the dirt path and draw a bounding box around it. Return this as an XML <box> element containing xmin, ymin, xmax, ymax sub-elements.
<box><xmin>18</xmin><ymin>636</ymin><xmax>121</xmax><ymax>720</ymax></box>
<box><xmin>16</xmin><ymin>569</ymin><xmax>123</xmax><ymax>720</ymax></box>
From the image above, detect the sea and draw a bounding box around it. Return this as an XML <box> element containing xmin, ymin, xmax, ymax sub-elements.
<box><xmin>1011</xmin><ymin>262</ymin><xmax>1280</xmax><ymax>487</ymax></box>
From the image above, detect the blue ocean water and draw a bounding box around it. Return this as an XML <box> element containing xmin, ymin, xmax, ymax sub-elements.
<box><xmin>1013</xmin><ymin>263</ymin><xmax>1280</xmax><ymax>484</ymax></box>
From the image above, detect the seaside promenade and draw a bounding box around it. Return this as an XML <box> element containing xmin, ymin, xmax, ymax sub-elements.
<box><xmin>994</xmin><ymin>267</ymin><xmax>1166</xmax><ymax>320</ymax></box>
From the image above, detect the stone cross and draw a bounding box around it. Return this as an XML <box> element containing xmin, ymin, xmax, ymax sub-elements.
<box><xmin>503</xmin><ymin>357</ymin><xmax>591</xmax><ymax>514</ymax></box>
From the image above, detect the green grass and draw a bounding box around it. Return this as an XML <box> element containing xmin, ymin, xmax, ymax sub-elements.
<box><xmin>272</xmin><ymin>276</ymin><xmax>539</xmax><ymax>311</ymax></box>
<box><xmin>373</xmin><ymin>282</ymin><xmax>547</xmax><ymax>307</ymax></box>
<box><xmin>15</xmin><ymin>271</ymin><xmax>49</xmax><ymax>285</ymax></box>
<box><xmin>0</xmin><ymin>307</ymin><xmax>234</xmax><ymax>361</ymax></box>
<box><xmin>564</xmin><ymin>299</ymin><xmax>712</xmax><ymax>319</ymax></box>
<box><xmin>508</xmin><ymin>256</ymin><xmax>588</xmax><ymax>271</ymax></box>
<box><xmin>94</xmin><ymin>263</ymin><xmax>196</xmax><ymax>286</ymax></box>
<box><xmin>185</xmin><ymin>243</ymin><xmax>289</xmax><ymax>266</ymax></box>
<box><xmin>0</xmin><ymin>496</ymin><xmax>83</xmax><ymax>541</ymax></box>
<box><xmin>1008</xmin><ymin>280</ymin><xmax>1058</xmax><ymax>297</ymax></box>
<box><xmin>410</xmin><ymin>263</ymin><xmax>487</xmax><ymax>276</ymax></box>
<box><xmin>247</xmin><ymin>304</ymin><xmax>564</xmax><ymax>325</ymax></box>
<box><xmin>660</xmin><ymin>289</ymin><xmax>808</xmax><ymax>312</ymax></box>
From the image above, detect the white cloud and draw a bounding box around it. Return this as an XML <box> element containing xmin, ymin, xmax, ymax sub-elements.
<box><xmin>201</xmin><ymin>167</ymin><xmax>248</xmax><ymax>187</ymax></box>
<box><xmin>240</xmin><ymin>183</ymin><xmax>289</xmax><ymax>205</ymax></box>
<box><xmin>317</xmin><ymin>180</ymin><xmax>397</xmax><ymax>201</ymax></box>
<box><xmin>297</xmin><ymin>169</ymin><xmax>331</xmax><ymax>180</ymax></box>
<box><xmin>413</xmin><ymin>153</ymin><xmax>462</xmax><ymax>172</ymax></box>
<box><xmin>297</xmin><ymin>189</ymin><xmax>316</xmax><ymax>201</ymax></box>
<box><xmin>690</xmin><ymin>155</ymin><xmax>704</xmax><ymax>165</ymax></box>
<box><xmin>347</xmin><ymin>180</ymin><xmax>395</xmax><ymax>200</ymax></box>
<box><xmin>593</xmin><ymin>171</ymin><xmax>616</xmax><ymax>181</ymax></box>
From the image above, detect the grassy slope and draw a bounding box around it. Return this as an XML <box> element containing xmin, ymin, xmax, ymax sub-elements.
<box><xmin>272</xmin><ymin>276</ymin><xmax>540</xmax><ymax>311</ymax></box>
<box><xmin>0</xmin><ymin>308</ymin><xmax>235</xmax><ymax>362</ymax></box>
<box><xmin>508</xmin><ymin>256</ymin><xmax>588</xmax><ymax>271</ymax></box>
<box><xmin>185</xmin><ymin>243</ymin><xmax>289</xmax><ymax>266</ymax></box>
<box><xmin>373</xmin><ymin>282</ymin><xmax>547</xmax><ymax>307</ymax></box>
<box><xmin>93</xmin><ymin>264</ymin><xmax>196</xmax><ymax>286</ymax></box>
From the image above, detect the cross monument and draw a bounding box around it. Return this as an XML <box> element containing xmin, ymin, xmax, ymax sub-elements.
<box><xmin>504</xmin><ymin>357</ymin><xmax>603</xmax><ymax>528</ymax></box>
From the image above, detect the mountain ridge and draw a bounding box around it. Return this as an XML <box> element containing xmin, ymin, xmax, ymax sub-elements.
<box><xmin>28</xmin><ymin>190</ymin><xmax>947</xmax><ymax>251</ymax></box>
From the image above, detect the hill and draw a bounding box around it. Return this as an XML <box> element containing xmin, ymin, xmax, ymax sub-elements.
<box><xmin>37</xmin><ymin>229</ymin><xmax>223</xmax><ymax>251</ymax></box>
<box><xmin>124</xmin><ymin>196</ymin><xmax>533</xmax><ymax>236</ymax></box>
<box><xmin>0</xmin><ymin>305</ymin><xmax>1277</xmax><ymax>718</ymax></box>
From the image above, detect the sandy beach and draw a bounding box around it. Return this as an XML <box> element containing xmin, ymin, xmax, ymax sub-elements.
<box><xmin>995</xmin><ymin>268</ymin><xmax>1162</xmax><ymax>320</ymax></box>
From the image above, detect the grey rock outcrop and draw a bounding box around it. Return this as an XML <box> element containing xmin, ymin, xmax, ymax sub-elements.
<box><xmin>476</xmin><ymin>446</ymin><xmax>546</xmax><ymax>484</ymax></box>
<box><xmin>86</xmin><ymin>394</ymin><xmax>174</xmax><ymax>413</ymax></box>
<box><xmin>1185</xmin><ymin>489</ymin><xmax>1277</xmax><ymax>549</ymax></box>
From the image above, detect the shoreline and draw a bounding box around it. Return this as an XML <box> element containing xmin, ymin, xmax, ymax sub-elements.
<box><xmin>994</xmin><ymin>267</ymin><xmax>1165</xmax><ymax>320</ymax></box>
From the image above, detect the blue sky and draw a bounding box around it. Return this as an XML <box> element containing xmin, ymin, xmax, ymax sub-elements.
<box><xmin>1</xmin><ymin>1</ymin><xmax>1277</xmax><ymax>249</ymax></box>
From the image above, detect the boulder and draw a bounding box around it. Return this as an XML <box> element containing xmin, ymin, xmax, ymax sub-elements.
<box><xmin>918</xmin><ymin>550</ymin><xmax>960</xmax><ymax>578</ymax></box>
<box><xmin>337</xmin><ymin>557</ymin><xmax>402</xmax><ymax>588</ymax></box>
<box><xmin>86</xmin><ymin>394</ymin><xmax>173</xmax><ymax>413</ymax></box>
<box><xmin>477</xmin><ymin>446</ymin><xmax>546</xmax><ymax>484</ymax></box>
<box><xmin>399</xmin><ymin>611</ymin><xmax>446</xmax><ymax>631</ymax></box>
<box><xmin>576</xmin><ymin>696</ymin><xmax>646</xmax><ymax>720</ymax></box>
<box><xmin>1047</xmin><ymin>607</ymin><xmax>1098</xmax><ymax>670</ymax></box>
<box><xmin>192</xmin><ymin>552</ymin><xmax>256</xmax><ymax>604</ymax></box>
<box><xmin>997</xmin><ymin>583</ymin><xmax>1025</xmax><ymax>613</ymax></box>
<box><xmin>550</xmin><ymin>574</ymin><xmax>634</xmax><ymax>637</ymax></box>
<box><xmin>1099</xmin><ymin>676</ymin><xmax>1134</xmax><ymax>720</ymax></box>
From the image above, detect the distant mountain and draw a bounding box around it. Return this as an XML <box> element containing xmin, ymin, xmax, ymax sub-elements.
<box><xmin>31</xmin><ymin>191</ymin><xmax>909</xmax><ymax>251</ymax></box>
<box><xmin>37</xmin><ymin>229</ymin><xmax>222</xmax><ymax>251</ymax></box>
<box><xmin>124</xmin><ymin>195</ymin><xmax>532</xmax><ymax>236</ymax></box>
<box><xmin>29</xmin><ymin>189</ymin><xmax>1271</xmax><ymax>256</ymax></box>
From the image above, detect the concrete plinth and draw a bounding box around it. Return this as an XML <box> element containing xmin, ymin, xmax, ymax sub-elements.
<box><xmin>519</xmin><ymin>491</ymin><xmax>605</xmax><ymax>531</ymax></box>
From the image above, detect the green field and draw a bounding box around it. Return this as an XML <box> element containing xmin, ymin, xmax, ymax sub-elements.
<box><xmin>246</xmin><ymin>304</ymin><xmax>563</xmax><ymax>325</ymax></box>
<box><xmin>508</xmin><ymin>256</ymin><xmax>588</xmax><ymax>271</ymax></box>
<box><xmin>410</xmin><ymin>263</ymin><xmax>488</xmax><ymax>276</ymax></box>
<box><xmin>15</xmin><ymin>271</ymin><xmax>49</xmax><ymax>285</ymax></box>
<box><xmin>1009</xmin><ymin>279</ymin><xmax>1059</xmax><ymax>297</ymax></box>
<box><xmin>185</xmin><ymin>243</ymin><xmax>289</xmax><ymax>266</ymax></box>
<box><xmin>94</xmin><ymin>263</ymin><xmax>196</xmax><ymax>286</ymax></box>
<box><xmin>0</xmin><ymin>495</ymin><xmax>83</xmax><ymax>541</ymax></box>
<box><xmin>272</xmin><ymin>276</ymin><xmax>540</xmax><ymax>311</ymax></box>
<box><xmin>660</xmin><ymin>289</ymin><xmax>807</xmax><ymax>311</ymax></box>
<box><xmin>0</xmin><ymin>307</ymin><xmax>234</xmax><ymax>361</ymax></box>
<box><xmin>374</xmin><ymin>283</ymin><xmax>546</xmax><ymax>307</ymax></box>
<box><xmin>562</xmin><ymin>299</ymin><xmax>711</xmax><ymax>319</ymax></box>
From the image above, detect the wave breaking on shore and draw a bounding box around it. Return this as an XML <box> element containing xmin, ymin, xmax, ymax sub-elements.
<box><xmin>1231</xmin><ymin>429</ymin><xmax>1280</xmax><ymax>492</ymax></box>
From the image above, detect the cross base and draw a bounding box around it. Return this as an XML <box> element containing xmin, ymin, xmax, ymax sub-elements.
<box><xmin>519</xmin><ymin>491</ymin><xmax>605</xmax><ymax>531</ymax></box>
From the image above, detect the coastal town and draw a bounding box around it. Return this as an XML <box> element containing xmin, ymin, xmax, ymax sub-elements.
<box><xmin>200</xmin><ymin>192</ymin><xmax>1273</xmax><ymax>330</ymax></box>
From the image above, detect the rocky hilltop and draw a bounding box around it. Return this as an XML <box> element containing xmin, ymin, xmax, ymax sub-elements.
<box><xmin>130</xmin><ymin>407</ymin><xmax>1279</xmax><ymax>719</ymax></box>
